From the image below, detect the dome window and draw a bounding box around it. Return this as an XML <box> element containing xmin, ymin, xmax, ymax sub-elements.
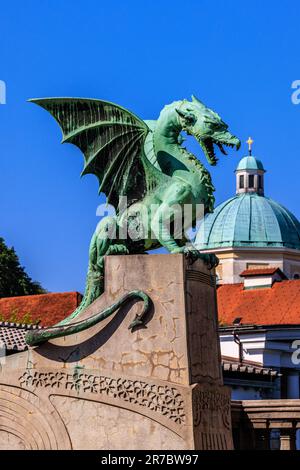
<box><xmin>248</xmin><ymin>175</ymin><xmax>254</xmax><ymax>188</ymax></box>
<box><xmin>239</xmin><ymin>175</ymin><xmax>244</xmax><ymax>189</ymax></box>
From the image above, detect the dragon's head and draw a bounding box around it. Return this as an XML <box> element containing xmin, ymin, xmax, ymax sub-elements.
<box><xmin>175</xmin><ymin>95</ymin><xmax>240</xmax><ymax>165</ymax></box>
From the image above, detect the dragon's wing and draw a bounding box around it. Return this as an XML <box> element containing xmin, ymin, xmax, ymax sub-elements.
<box><xmin>30</xmin><ymin>98</ymin><xmax>166</xmax><ymax>212</ymax></box>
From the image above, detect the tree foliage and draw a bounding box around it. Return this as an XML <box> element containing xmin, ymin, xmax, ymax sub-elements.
<box><xmin>0</xmin><ymin>237</ymin><xmax>46</xmax><ymax>297</ymax></box>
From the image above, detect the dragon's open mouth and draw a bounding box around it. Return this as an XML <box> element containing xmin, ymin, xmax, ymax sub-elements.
<box><xmin>199</xmin><ymin>137</ymin><xmax>240</xmax><ymax>166</ymax></box>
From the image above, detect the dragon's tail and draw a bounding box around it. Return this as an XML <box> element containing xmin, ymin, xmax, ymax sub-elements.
<box><xmin>25</xmin><ymin>290</ymin><xmax>151</xmax><ymax>346</ymax></box>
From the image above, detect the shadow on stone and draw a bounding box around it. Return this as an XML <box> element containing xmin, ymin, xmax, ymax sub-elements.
<box><xmin>33</xmin><ymin>297</ymin><xmax>154</xmax><ymax>363</ymax></box>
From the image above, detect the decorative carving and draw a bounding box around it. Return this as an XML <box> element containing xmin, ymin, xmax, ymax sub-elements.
<box><xmin>192</xmin><ymin>388</ymin><xmax>231</xmax><ymax>430</ymax></box>
<box><xmin>19</xmin><ymin>370</ymin><xmax>185</xmax><ymax>424</ymax></box>
<box><xmin>0</xmin><ymin>385</ymin><xmax>71</xmax><ymax>450</ymax></box>
<box><xmin>185</xmin><ymin>278</ymin><xmax>222</xmax><ymax>383</ymax></box>
<box><xmin>198</xmin><ymin>431</ymin><xmax>228</xmax><ymax>450</ymax></box>
<box><xmin>186</xmin><ymin>270</ymin><xmax>216</xmax><ymax>287</ymax></box>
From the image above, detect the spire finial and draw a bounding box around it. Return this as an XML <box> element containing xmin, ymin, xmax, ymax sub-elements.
<box><xmin>246</xmin><ymin>136</ymin><xmax>254</xmax><ymax>156</ymax></box>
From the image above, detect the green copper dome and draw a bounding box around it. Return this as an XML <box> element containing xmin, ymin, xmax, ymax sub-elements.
<box><xmin>236</xmin><ymin>156</ymin><xmax>265</xmax><ymax>171</ymax></box>
<box><xmin>195</xmin><ymin>193</ymin><xmax>300</xmax><ymax>250</ymax></box>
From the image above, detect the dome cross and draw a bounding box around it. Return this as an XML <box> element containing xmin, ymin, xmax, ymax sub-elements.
<box><xmin>246</xmin><ymin>137</ymin><xmax>254</xmax><ymax>155</ymax></box>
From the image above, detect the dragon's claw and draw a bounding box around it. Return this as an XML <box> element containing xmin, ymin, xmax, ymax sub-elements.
<box><xmin>180</xmin><ymin>248</ymin><xmax>219</xmax><ymax>269</ymax></box>
<box><xmin>200</xmin><ymin>253</ymin><xmax>219</xmax><ymax>269</ymax></box>
<box><xmin>183</xmin><ymin>248</ymin><xmax>201</xmax><ymax>263</ymax></box>
<box><xmin>107</xmin><ymin>244</ymin><xmax>129</xmax><ymax>256</ymax></box>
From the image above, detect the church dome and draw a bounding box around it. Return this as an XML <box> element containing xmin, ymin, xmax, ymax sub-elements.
<box><xmin>236</xmin><ymin>155</ymin><xmax>265</xmax><ymax>171</ymax></box>
<box><xmin>195</xmin><ymin>193</ymin><xmax>300</xmax><ymax>250</ymax></box>
<box><xmin>195</xmin><ymin>147</ymin><xmax>300</xmax><ymax>251</ymax></box>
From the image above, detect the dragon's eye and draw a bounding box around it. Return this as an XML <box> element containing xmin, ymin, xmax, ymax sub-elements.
<box><xmin>185</xmin><ymin>114</ymin><xmax>196</xmax><ymax>125</ymax></box>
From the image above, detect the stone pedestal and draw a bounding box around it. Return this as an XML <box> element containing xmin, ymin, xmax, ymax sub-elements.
<box><xmin>0</xmin><ymin>254</ymin><xmax>233</xmax><ymax>450</ymax></box>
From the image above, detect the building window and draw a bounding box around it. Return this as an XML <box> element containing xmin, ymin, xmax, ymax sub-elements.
<box><xmin>258</xmin><ymin>175</ymin><xmax>263</xmax><ymax>189</ymax></box>
<box><xmin>239</xmin><ymin>175</ymin><xmax>244</xmax><ymax>189</ymax></box>
<box><xmin>247</xmin><ymin>263</ymin><xmax>269</xmax><ymax>270</ymax></box>
<box><xmin>248</xmin><ymin>175</ymin><xmax>254</xmax><ymax>188</ymax></box>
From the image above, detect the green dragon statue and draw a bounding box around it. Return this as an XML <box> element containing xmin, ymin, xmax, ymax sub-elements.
<box><xmin>26</xmin><ymin>95</ymin><xmax>240</xmax><ymax>346</ymax></box>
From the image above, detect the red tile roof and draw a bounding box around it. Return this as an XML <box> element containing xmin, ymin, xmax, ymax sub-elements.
<box><xmin>240</xmin><ymin>267</ymin><xmax>286</xmax><ymax>277</ymax></box>
<box><xmin>0</xmin><ymin>292</ymin><xmax>82</xmax><ymax>326</ymax></box>
<box><xmin>217</xmin><ymin>279</ymin><xmax>300</xmax><ymax>326</ymax></box>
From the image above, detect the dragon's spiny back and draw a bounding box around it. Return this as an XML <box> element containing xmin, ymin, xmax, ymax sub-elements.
<box><xmin>143</xmin><ymin>120</ymin><xmax>160</xmax><ymax>170</ymax></box>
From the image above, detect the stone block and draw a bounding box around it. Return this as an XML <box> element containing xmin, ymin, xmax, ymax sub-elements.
<box><xmin>0</xmin><ymin>254</ymin><xmax>233</xmax><ymax>449</ymax></box>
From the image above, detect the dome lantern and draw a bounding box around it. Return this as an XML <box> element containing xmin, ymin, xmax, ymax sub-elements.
<box><xmin>235</xmin><ymin>138</ymin><xmax>266</xmax><ymax>196</ymax></box>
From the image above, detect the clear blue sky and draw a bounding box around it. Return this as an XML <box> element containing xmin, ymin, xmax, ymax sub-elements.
<box><xmin>0</xmin><ymin>0</ymin><xmax>299</xmax><ymax>293</ymax></box>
